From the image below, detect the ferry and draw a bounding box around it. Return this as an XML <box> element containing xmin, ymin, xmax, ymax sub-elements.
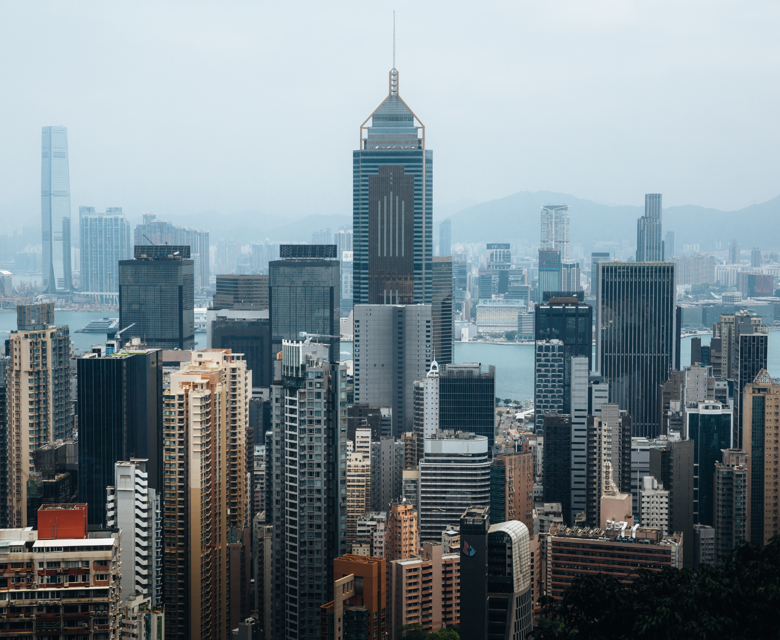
<box><xmin>76</xmin><ymin>317</ymin><xmax>119</xmax><ymax>333</ymax></box>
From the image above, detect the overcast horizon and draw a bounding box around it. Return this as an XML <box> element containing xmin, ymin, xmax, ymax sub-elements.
<box><xmin>1</xmin><ymin>1</ymin><xmax>779</xmax><ymax>225</ymax></box>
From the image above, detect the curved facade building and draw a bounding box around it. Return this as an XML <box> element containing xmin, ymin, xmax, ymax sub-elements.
<box><xmin>487</xmin><ymin>520</ymin><xmax>533</xmax><ymax>640</ymax></box>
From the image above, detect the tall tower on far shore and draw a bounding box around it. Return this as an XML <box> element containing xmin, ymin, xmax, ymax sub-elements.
<box><xmin>636</xmin><ymin>193</ymin><xmax>663</xmax><ymax>262</ymax></box>
<box><xmin>41</xmin><ymin>126</ymin><xmax>73</xmax><ymax>293</ymax></box>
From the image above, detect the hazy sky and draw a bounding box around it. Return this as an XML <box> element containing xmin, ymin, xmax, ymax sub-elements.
<box><xmin>1</xmin><ymin>1</ymin><xmax>779</xmax><ymax>226</ymax></box>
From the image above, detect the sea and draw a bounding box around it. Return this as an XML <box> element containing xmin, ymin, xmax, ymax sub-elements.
<box><xmin>1</xmin><ymin>311</ymin><xmax>778</xmax><ymax>404</ymax></box>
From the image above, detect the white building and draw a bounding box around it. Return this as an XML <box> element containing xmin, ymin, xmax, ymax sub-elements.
<box><xmin>476</xmin><ymin>298</ymin><xmax>526</xmax><ymax>333</ymax></box>
<box><xmin>356</xmin><ymin>512</ymin><xmax>387</xmax><ymax>557</ymax></box>
<box><xmin>541</xmin><ymin>204</ymin><xmax>570</xmax><ymax>260</ymax></box>
<box><xmin>120</xmin><ymin>593</ymin><xmax>164</xmax><ymax>639</ymax></box>
<box><xmin>419</xmin><ymin>432</ymin><xmax>491</xmax><ymax>541</ymax></box>
<box><xmin>413</xmin><ymin>362</ymin><xmax>440</xmax><ymax>465</ymax></box>
<box><xmin>106</xmin><ymin>459</ymin><xmax>162</xmax><ymax>607</ymax></box>
<box><xmin>639</xmin><ymin>475</ymin><xmax>670</xmax><ymax>535</ymax></box>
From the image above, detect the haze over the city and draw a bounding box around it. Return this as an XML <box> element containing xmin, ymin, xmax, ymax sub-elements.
<box><xmin>1</xmin><ymin>0</ymin><xmax>779</xmax><ymax>225</ymax></box>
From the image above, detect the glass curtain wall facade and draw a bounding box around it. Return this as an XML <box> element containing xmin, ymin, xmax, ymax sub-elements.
<box><xmin>269</xmin><ymin>250</ymin><xmax>340</xmax><ymax>365</ymax></box>
<box><xmin>538</xmin><ymin>249</ymin><xmax>562</xmax><ymax>303</ymax></box>
<box><xmin>77</xmin><ymin>349</ymin><xmax>162</xmax><ymax>526</ymax></box>
<box><xmin>354</xmin><ymin>68</ymin><xmax>432</xmax><ymax>307</ymax></box>
<box><xmin>119</xmin><ymin>246</ymin><xmax>195</xmax><ymax>350</ymax></box>
<box><xmin>439</xmin><ymin>364</ymin><xmax>496</xmax><ymax>451</ymax></box>
<box><xmin>597</xmin><ymin>262</ymin><xmax>677</xmax><ymax>438</ymax></box>
<box><xmin>41</xmin><ymin>126</ymin><xmax>73</xmax><ymax>293</ymax></box>
<box><xmin>432</xmin><ymin>257</ymin><xmax>453</xmax><ymax>365</ymax></box>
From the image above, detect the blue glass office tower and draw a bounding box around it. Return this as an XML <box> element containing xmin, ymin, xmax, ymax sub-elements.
<box><xmin>353</xmin><ymin>67</ymin><xmax>432</xmax><ymax>305</ymax></box>
<box><xmin>41</xmin><ymin>126</ymin><xmax>73</xmax><ymax>293</ymax></box>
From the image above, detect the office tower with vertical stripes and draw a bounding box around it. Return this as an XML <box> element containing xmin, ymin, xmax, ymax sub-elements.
<box><xmin>597</xmin><ymin>262</ymin><xmax>677</xmax><ymax>438</ymax></box>
<box><xmin>541</xmin><ymin>205</ymin><xmax>570</xmax><ymax>260</ymax></box>
<box><xmin>636</xmin><ymin>193</ymin><xmax>663</xmax><ymax>262</ymax></box>
<box><xmin>353</xmin><ymin>66</ymin><xmax>432</xmax><ymax>306</ymax></box>
<box><xmin>41</xmin><ymin>126</ymin><xmax>73</xmax><ymax>293</ymax></box>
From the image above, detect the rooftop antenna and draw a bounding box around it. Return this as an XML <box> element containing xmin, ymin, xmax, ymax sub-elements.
<box><xmin>390</xmin><ymin>11</ymin><xmax>398</xmax><ymax>96</ymax></box>
<box><xmin>393</xmin><ymin>10</ymin><xmax>396</xmax><ymax>69</ymax></box>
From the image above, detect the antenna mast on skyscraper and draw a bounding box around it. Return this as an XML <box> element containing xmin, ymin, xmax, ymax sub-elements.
<box><xmin>393</xmin><ymin>10</ymin><xmax>396</xmax><ymax>69</ymax></box>
<box><xmin>389</xmin><ymin>11</ymin><xmax>398</xmax><ymax>96</ymax></box>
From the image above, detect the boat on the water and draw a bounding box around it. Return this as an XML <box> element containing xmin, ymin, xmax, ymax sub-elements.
<box><xmin>76</xmin><ymin>317</ymin><xmax>119</xmax><ymax>333</ymax></box>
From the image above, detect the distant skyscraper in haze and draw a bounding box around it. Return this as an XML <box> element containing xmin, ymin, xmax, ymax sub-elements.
<box><xmin>119</xmin><ymin>246</ymin><xmax>195</xmax><ymax>350</ymax></box>
<box><xmin>334</xmin><ymin>228</ymin><xmax>353</xmax><ymax>256</ymax></box>
<box><xmin>431</xmin><ymin>257</ymin><xmax>453</xmax><ymax>365</ymax></box>
<box><xmin>41</xmin><ymin>126</ymin><xmax>73</xmax><ymax>293</ymax></box>
<box><xmin>439</xmin><ymin>219</ymin><xmax>451</xmax><ymax>257</ymax></box>
<box><xmin>598</xmin><ymin>262</ymin><xmax>677</xmax><ymax>438</ymax></box>
<box><xmin>728</xmin><ymin>240</ymin><xmax>741</xmax><ymax>264</ymax></box>
<box><xmin>636</xmin><ymin>194</ymin><xmax>663</xmax><ymax>262</ymax></box>
<box><xmin>312</xmin><ymin>228</ymin><xmax>333</xmax><ymax>245</ymax></box>
<box><xmin>665</xmin><ymin>230</ymin><xmax>675</xmax><ymax>258</ymax></box>
<box><xmin>590</xmin><ymin>252</ymin><xmax>610</xmax><ymax>300</ymax></box>
<box><xmin>537</xmin><ymin>249</ymin><xmax>562</xmax><ymax>303</ymax></box>
<box><xmin>541</xmin><ymin>205</ymin><xmax>570</xmax><ymax>260</ymax></box>
<box><xmin>353</xmin><ymin>65</ymin><xmax>432</xmax><ymax>305</ymax></box>
<box><xmin>79</xmin><ymin>208</ymin><xmax>131</xmax><ymax>293</ymax></box>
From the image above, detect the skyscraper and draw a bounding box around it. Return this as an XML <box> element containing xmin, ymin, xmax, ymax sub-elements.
<box><xmin>269</xmin><ymin>341</ymin><xmax>348</xmax><ymax>640</ymax></box>
<box><xmin>728</xmin><ymin>240</ymin><xmax>741</xmax><ymax>265</ymax></box>
<box><xmin>714</xmin><ymin>448</ymin><xmax>749</xmax><ymax>561</ymax></box>
<box><xmin>439</xmin><ymin>363</ymin><xmax>496</xmax><ymax>451</ymax></box>
<box><xmin>269</xmin><ymin>244</ymin><xmax>340</xmax><ymax>365</ymax></box>
<box><xmin>589</xmin><ymin>252</ymin><xmax>610</xmax><ymax>302</ymax></box>
<box><xmin>353</xmin><ymin>65</ymin><xmax>432</xmax><ymax>306</ymax></box>
<box><xmin>432</xmin><ymin>257</ymin><xmax>453</xmax><ymax>365</ymax></box>
<box><xmin>636</xmin><ymin>193</ymin><xmax>663</xmax><ymax>262</ymax></box>
<box><xmin>534</xmin><ymin>340</ymin><xmax>565</xmax><ymax>432</ymax></box>
<box><xmin>732</xmin><ymin>313</ymin><xmax>768</xmax><ymax>448</ymax></box>
<box><xmin>6</xmin><ymin>303</ymin><xmax>73</xmax><ymax>527</ymax></box>
<box><xmin>212</xmin><ymin>274</ymin><xmax>269</xmax><ymax>310</ymax></box>
<box><xmin>163</xmin><ymin>350</ymin><xmax>250</xmax><ymax>640</ymax></box>
<box><xmin>665</xmin><ymin>230</ymin><xmax>675</xmax><ymax>258</ymax></box>
<box><xmin>353</xmin><ymin>304</ymin><xmax>431</xmax><ymax>436</ymax></box>
<box><xmin>413</xmin><ymin>364</ymin><xmax>440</xmax><ymax>465</ymax></box>
<box><xmin>742</xmin><ymin>370</ymin><xmax>780</xmax><ymax>545</ymax></box>
<box><xmin>135</xmin><ymin>213</ymin><xmax>210</xmax><ymax>293</ymax></box>
<box><xmin>78</xmin><ymin>346</ymin><xmax>162</xmax><ymax>526</ymax></box>
<box><xmin>41</xmin><ymin>126</ymin><xmax>73</xmax><ymax>293</ymax></box>
<box><xmin>118</xmin><ymin>245</ymin><xmax>195</xmax><ymax>350</ymax></box>
<box><xmin>598</xmin><ymin>262</ymin><xmax>677</xmax><ymax>438</ymax></box>
<box><xmin>541</xmin><ymin>205</ymin><xmax>570</xmax><ymax>260</ymax></box>
<box><xmin>439</xmin><ymin>219</ymin><xmax>451</xmax><ymax>257</ymax></box>
<box><xmin>79</xmin><ymin>208</ymin><xmax>131</xmax><ymax>294</ymax></box>
<box><xmin>537</xmin><ymin>249</ymin><xmax>562</xmax><ymax>303</ymax></box>
<box><xmin>542</xmin><ymin>414</ymin><xmax>573</xmax><ymax>523</ymax></box>
<box><xmin>490</xmin><ymin>452</ymin><xmax>534</xmax><ymax>532</ymax></box>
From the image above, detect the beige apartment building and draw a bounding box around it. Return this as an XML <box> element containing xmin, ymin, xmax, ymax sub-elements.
<box><xmin>386</xmin><ymin>501</ymin><xmax>419</xmax><ymax>563</ymax></box>
<box><xmin>162</xmin><ymin>349</ymin><xmax>250</xmax><ymax>640</ymax></box>
<box><xmin>346</xmin><ymin>451</ymin><xmax>372</xmax><ymax>544</ymax></box>
<box><xmin>6</xmin><ymin>303</ymin><xmax>72</xmax><ymax>528</ymax></box>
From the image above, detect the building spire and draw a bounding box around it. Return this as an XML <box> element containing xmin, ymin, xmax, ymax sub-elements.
<box><xmin>390</xmin><ymin>11</ymin><xmax>398</xmax><ymax>96</ymax></box>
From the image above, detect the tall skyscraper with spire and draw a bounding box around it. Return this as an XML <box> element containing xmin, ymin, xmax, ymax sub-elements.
<box><xmin>41</xmin><ymin>126</ymin><xmax>73</xmax><ymax>292</ymax></box>
<box><xmin>353</xmin><ymin>62</ymin><xmax>432</xmax><ymax>305</ymax></box>
<box><xmin>636</xmin><ymin>193</ymin><xmax>663</xmax><ymax>262</ymax></box>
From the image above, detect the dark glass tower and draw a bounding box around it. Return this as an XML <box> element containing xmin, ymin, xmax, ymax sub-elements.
<box><xmin>439</xmin><ymin>363</ymin><xmax>496</xmax><ymax>451</ymax></box>
<box><xmin>211</xmin><ymin>317</ymin><xmax>272</xmax><ymax>388</ymax></box>
<box><xmin>597</xmin><ymin>262</ymin><xmax>678</xmax><ymax>438</ymax></box>
<box><xmin>537</xmin><ymin>249</ymin><xmax>561</xmax><ymax>303</ymax></box>
<box><xmin>354</xmin><ymin>67</ymin><xmax>432</xmax><ymax>306</ymax></box>
<box><xmin>636</xmin><ymin>193</ymin><xmax>663</xmax><ymax>262</ymax></box>
<box><xmin>118</xmin><ymin>245</ymin><xmax>195</xmax><ymax>349</ymax></box>
<box><xmin>733</xmin><ymin>318</ymin><xmax>768</xmax><ymax>449</ymax></box>
<box><xmin>269</xmin><ymin>245</ymin><xmax>340</xmax><ymax>365</ymax></box>
<box><xmin>432</xmin><ymin>257</ymin><xmax>453</xmax><ymax>365</ymax></box>
<box><xmin>542</xmin><ymin>414</ymin><xmax>572</xmax><ymax>523</ymax></box>
<box><xmin>77</xmin><ymin>348</ymin><xmax>162</xmax><ymax>526</ymax></box>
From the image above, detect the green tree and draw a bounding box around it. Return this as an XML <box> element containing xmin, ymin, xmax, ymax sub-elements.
<box><xmin>505</xmin><ymin>330</ymin><xmax>518</xmax><ymax>341</ymax></box>
<box><xmin>534</xmin><ymin>537</ymin><xmax>780</xmax><ymax>640</ymax></box>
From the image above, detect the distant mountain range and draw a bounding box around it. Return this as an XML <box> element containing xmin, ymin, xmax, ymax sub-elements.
<box><xmin>141</xmin><ymin>190</ymin><xmax>780</xmax><ymax>251</ymax></box>
<box><xmin>444</xmin><ymin>191</ymin><xmax>780</xmax><ymax>252</ymax></box>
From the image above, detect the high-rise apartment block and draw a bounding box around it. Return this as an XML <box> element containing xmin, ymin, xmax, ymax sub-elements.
<box><xmin>386</xmin><ymin>501</ymin><xmax>419</xmax><ymax>562</ymax></box>
<box><xmin>79</xmin><ymin>207</ymin><xmax>131</xmax><ymax>294</ymax></box>
<box><xmin>639</xmin><ymin>475</ymin><xmax>670</xmax><ymax>535</ymax></box>
<box><xmin>636</xmin><ymin>193</ymin><xmax>663</xmax><ymax>262</ymax></box>
<box><xmin>346</xmin><ymin>451</ymin><xmax>371</xmax><ymax>544</ymax></box>
<box><xmin>438</xmin><ymin>219</ymin><xmax>451</xmax><ymax>257</ymax></box>
<box><xmin>341</xmin><ymin>250</ymin><xmax>354</xmax><ymax>317</ymax></box>
<box><xmin>41</xmin><ymin>126</ymin><xmax>73</xmax><ymax>293</ymax></box>
<box><xmin>742</xmin><ymin>370</ymin><xmax>780</xmax><ymax>545</ymax></box>
<box><xmin>597</xmin><ymin>262</ymin><xmax>677</xmax><ymax>437</ymax></box>
<box><xmin>134</xmin><ymin>213</ymin><xmax>210</xmax><ymax>292</ymax></box>
<box><xmin>77</xmin><ymin>346</ymin><xmax>162</xmax><ymax>526</ymax></box>
<box><xmin>0</xmin><ymin>504</ymin><xmax>121</xmax><ymax>636</ymax></box>
<box><xmin>389</xmin><ymin>542</ymin><xmax>460</xmax><ymax>637</ymax></box>
<box><xmin>335</xmin><ymin>228</ymin><xmax>353</xmax><ymax>256</ymax></box>
<box><xmin>490</xmin><ymin>452</ymin><xmax>534</xmax><ymax>532</ymax></box>
<box><xmin>269</xmin><ymin>244</ymin><xmax>341</xmax><ymax>366</ymax></box>
<box><xmin>687</xmin><ymin>401</ymin><xmax>732</xmax><ymax>528</ymax></box>
<box><xmin>119</xmin><ymin>245</ymin><xmax>195</xmax><ymax>350</ymax></box>
<box><xmin>541</xmin><ymin>204</ymin><xmax>570</xmax><ymax>260</ymax></box>
<box><xmin>438</xmin><ymin>363</ymin><xmax>496</xmax><ymax>451</ymax></box>
<box><xmin>419</xmin><ymin>432</ymin><xmax>491</xmax><ymax>541</ymax></box>
<box><xmin>353</xmin><ymin>304</ymin><xmax>431</xmax><ymax>436</ymax></box>
<box><xmin>431</xmin><ymin>257</ymin><xmax>453</xmax><ymax>365</ymax></box>
<box><xmin>353</xmin><ymin>67</ymin><xmax>432</xmax><ymax>306</ymax></box>
<box><xmin>413</xmin><ymin>365</ymin><xmax>440</xmax><ymax>466</ymax></box>
<box><xmin>162</xmin><ymin>350</ymin><xmax>250</xmax><ymax>640</ymax></box>
<box><xmin>6</xmin><ymin>303</ymin><xmax>73</xmax><ymax>527</ymax></box>
<box><xmin>269</xmin><ymin>342</ymin><xmax>348</xmax><ymax>640</ymax></box>
<box><xmin>320</xmin><ymin>555</ymin><xmax>387</xmax><ymax>640</ymax></box>
<box><xmin>714</xmin><ymin>448</ymin><xmax>749</xmax><ymax>561</ymax></box>
<box><xmin>106</xmin><ymin>459</ymin><xmax>162</xmax><ymax>607</ymax></box>
<box><xmin>370</xmin><ymin>437</ymin><xmax>405</xmax><ymax>513</ymax></box>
